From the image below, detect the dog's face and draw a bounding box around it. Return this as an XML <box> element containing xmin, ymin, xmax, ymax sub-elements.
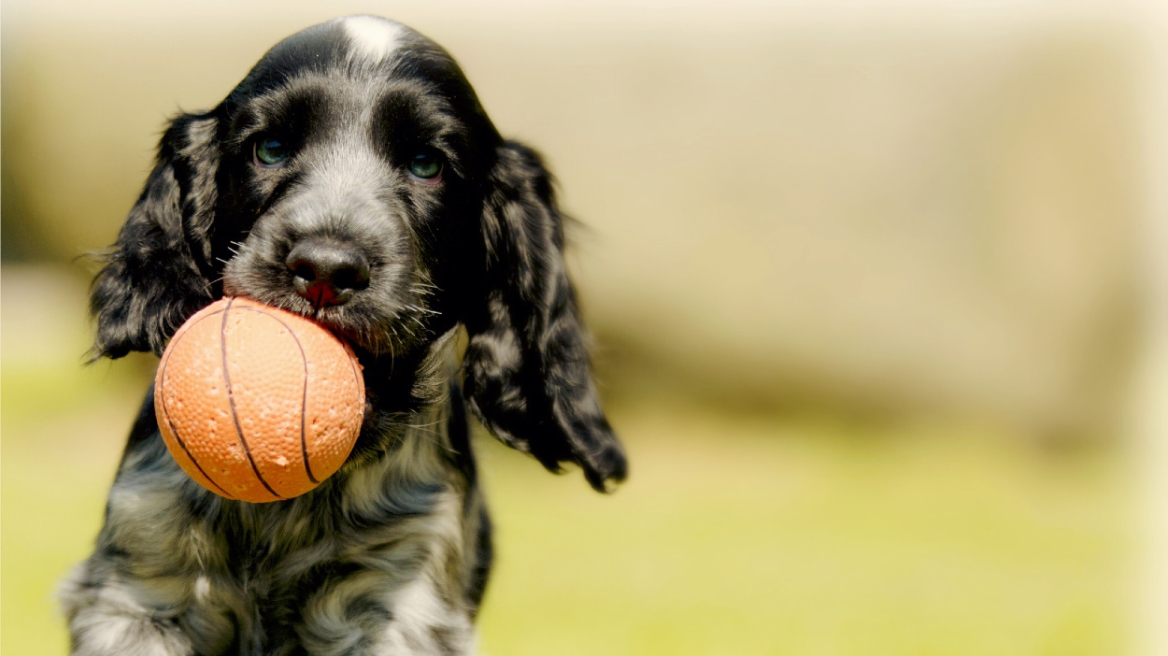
<box><xmin>90</xmin><ymin>16</ymin><xmax>626</xmax><ymax>491</ymax></box>
<box><xmin>217</xmin><ymin>18</ymin><xmax>495</xmax><ymax>358</ymax></box>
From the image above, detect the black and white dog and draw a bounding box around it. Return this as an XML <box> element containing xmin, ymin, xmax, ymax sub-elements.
<box><xmin>62</xmin><ymin>16</ymin><xmax>626</xmax><ymax>656</ymax></box>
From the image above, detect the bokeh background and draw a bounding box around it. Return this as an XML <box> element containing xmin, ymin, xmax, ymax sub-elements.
<box><xmin>4</xmin><ymin>1</ymin><xmax>1168</xmax><ymax>654</ymax></box>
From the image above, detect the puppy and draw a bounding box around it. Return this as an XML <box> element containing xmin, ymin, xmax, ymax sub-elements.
<box><xmin>62</xmin><ymin>16</ymin><xmax>626</xmax><ymax>656</ymax></box>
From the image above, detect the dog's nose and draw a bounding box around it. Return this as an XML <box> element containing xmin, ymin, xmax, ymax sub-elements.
<box><xmin>286</xmin><ymin>240</ymin><xmax>371</xmax><ymax>308</ymax></box>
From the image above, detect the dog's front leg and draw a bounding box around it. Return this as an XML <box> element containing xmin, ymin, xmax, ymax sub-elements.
<box><xmin>295</xmin><ymin>574</ymin><xmax>475</xmax><ymax>656</ymax></box>
<box><xmin>61</xmin><ymin>412</ymin><xmax>239</xmax><ymax>656</ymax></box>
<box><xmin>60</xmin><ymin>561</ymin><xmax>235</xmax><ymax>656</ymax></box>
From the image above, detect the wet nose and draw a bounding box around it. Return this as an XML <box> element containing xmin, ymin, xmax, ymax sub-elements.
<box><xmin>286</xmin><ymin>239</ymin><xmax>371</xmax><ymax>308</ymax></box>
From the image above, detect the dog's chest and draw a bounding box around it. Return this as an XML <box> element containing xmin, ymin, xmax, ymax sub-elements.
<box><xmin>214</xmin><ymin>495</ymin><xmax>439</xmax><ymax>591</ymax></box>
<box><xmin>110</xmin><ymin>457</ymin><xmax>468</xmax><ymax>655</ymax></box>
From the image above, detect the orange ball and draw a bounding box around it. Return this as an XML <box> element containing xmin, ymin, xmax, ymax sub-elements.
<box><xmin>154</xmin><ymin>297</ymin><xmax>365</xmax><ymax>503</ymax></box>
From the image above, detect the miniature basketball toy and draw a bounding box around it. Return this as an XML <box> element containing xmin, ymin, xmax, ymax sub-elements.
<box><xmin>154</xmin><ymin>297</ymin><xmax>365</xmax><ymax>503</ymax></box>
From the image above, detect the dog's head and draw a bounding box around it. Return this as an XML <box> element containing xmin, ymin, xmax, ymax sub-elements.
<box><xmin>90</xmin><ymin>16</ymin><xmax>625</xmax><ymax>491</ymax></box>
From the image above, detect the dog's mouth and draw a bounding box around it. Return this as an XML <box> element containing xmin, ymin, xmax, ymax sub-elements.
<box><xmin>306</xmin><ymin>303</ymin><xmax>412</xmax><ymax>357</ymax></box>
<box><xmin>221</xmin><ymin>279</ymin><xmax>436</xmax><ymax>363</ymax></box>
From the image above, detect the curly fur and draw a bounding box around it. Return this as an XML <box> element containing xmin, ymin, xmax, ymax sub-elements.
<box><xmin>63</xmin><ymin>16</ymin><xmax>625</xmax><ymax>656</ymax></box>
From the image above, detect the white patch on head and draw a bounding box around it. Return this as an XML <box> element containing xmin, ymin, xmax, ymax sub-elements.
<box><xmin>194</xmin><ymin>575</ymin><xmax>212</xmax><ymax>603</ymax></box>
<box><xmin>342</xmin><ymin>16</ymin><xmax>402</xmax><ymax>62</ymax></box>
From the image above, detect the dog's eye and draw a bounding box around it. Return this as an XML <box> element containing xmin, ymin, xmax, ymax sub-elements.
<box><xmin>254</xmin><ymin>138</ymin><xmax>290</xmax><ymax>167</ymax></box>
<box><xmin>407</xmin><ymin>151</ymin><xmax>443</xmax><ymax>181</ymax></box>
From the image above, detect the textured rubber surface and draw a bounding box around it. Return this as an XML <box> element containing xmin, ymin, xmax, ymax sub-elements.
<box><xmin>155</xmin><ymin>297</ymin><xmax>364</xmax><ymax>503</ymax></box>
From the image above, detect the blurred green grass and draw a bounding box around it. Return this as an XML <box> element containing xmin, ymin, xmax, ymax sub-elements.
<box><xmin>477</xmin><ymin>409</ymin><xmax>1131</xmax><ymax>656</ymax></box>
<box><xmin>0</xmin><ymin>267</ymin><xmax>1133</xmax><ymax>656</ymax></box>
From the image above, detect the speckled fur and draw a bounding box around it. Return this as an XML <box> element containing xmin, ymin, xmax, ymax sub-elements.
<box><xmin>65</xmin><ymin>16</ymin><xmax>624</xmax><ymax>655</ymax></box>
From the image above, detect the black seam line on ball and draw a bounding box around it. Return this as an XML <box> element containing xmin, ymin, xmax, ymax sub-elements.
<box><xmin>237</xmin><ymin>306</ymin><xmax>317</xmax><ymax>484</ymax></box>
<box><xmin>158</xmin><ymin>308</ymin><xmax>235</xmax><ymax>500</ymax></box>
<box><xmin>221</xmin><ymin>298</ymin><xmax>284</xmax><ymax>501</ymax></box>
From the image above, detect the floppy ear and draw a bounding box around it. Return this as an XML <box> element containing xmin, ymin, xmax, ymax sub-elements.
<box><xmin>90</xmin><ymin>114</ymin><xmax>220</xmax><ymax>359</ymax></box>
<box><xmin>462</xmin><ymin>141</ymin><xmax>627</xmax><ymax>492</ymax></box>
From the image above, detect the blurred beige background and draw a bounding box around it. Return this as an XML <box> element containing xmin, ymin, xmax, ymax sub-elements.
<box><xmin>3</xmin><ymin>1</ymin><xmax>1164</xmax><ymax>654</ymax></box>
